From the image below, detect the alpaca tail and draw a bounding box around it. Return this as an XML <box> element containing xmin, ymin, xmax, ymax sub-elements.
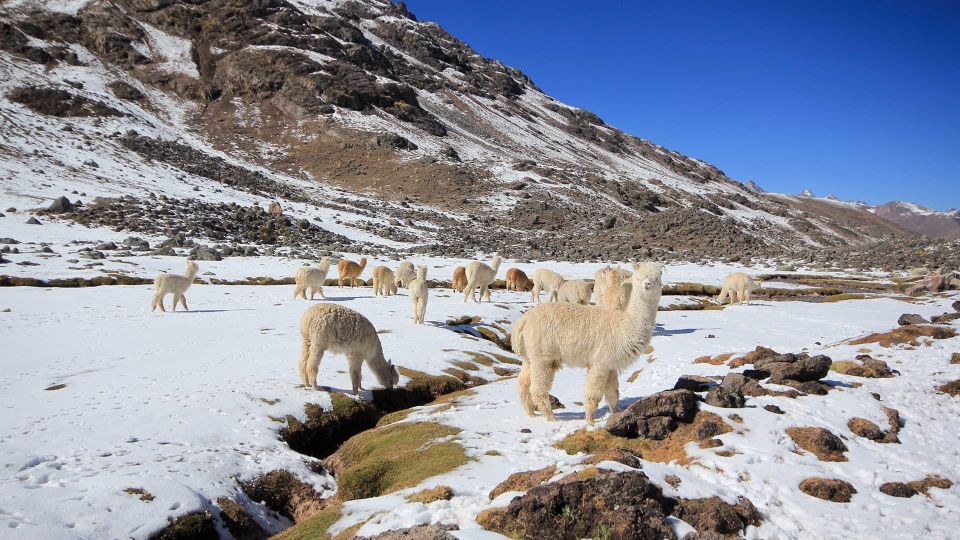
<box><xmin>511</xmin><ymin>316</ymin><xmax>527</xmax><ymax>357</ymax></box>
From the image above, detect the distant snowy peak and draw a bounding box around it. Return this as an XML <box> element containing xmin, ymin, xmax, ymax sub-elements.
<box><xmin>742</xmin><ymin>180</ymin><xmax>765</xmax><ymax>194</ymax></box>
<box><xmin>799</xmin><ymin>189</ymin><xmax>815</xmax><ymax>197</ymax></box>
<box><xmin>871</xmin><ymin>201</ymin><xmax>960</xmax><ymax>240</ymax></box>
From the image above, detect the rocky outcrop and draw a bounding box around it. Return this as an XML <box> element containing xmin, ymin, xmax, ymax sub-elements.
<box><xmin>799</xmin><ymin>478</ymin><xmax>857</xmax><ymax>502</ymax></box>
<box><xmin>606</xmin><ymin>390</ymin><xmax>699</xmax><ymax>439</ymax></box>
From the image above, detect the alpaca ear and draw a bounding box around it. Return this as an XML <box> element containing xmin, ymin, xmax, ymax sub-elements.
<box><xmin>632</xmin><ymin>262</ymin><xmax>641</xmax><ymax>272</ymax></box>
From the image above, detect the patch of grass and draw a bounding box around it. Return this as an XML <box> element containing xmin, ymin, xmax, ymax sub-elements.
<box><xmin>334</xmin><ymin>422</ymin><xmax>469</xmax><ymax>501</ymax></box>
<box><xmin>626</xmin><ymin>370</ymin><xmax>642</xmax><ymax>383</ymax></box>
<box><xmin>693</xmin><ymin>353</ymin><xmax>734</xmax><ymax>365</ymax></box>
<box><xmin>44</xmin><ymin>384</ymin><xmax>67</xmax><ymax>391</ymax></box>
<box><xmin>556</xmin><ymin>411</ymin><xmax>730</xmax><ymax>465</ymax></box>
<box><xmin>484</xmin><ymin>450</ymin><xmax>502</xmax><ymax>457</ymax></box>
<box><xmin>850</xmin><ymin>325</ymin><xmax>957</xmax><ymax>347</ymax></box>
<box><xmin>463</xmin><ymin>351</ymin><xmax>496</xmax><ymax>366</ymax></box>
<box><xmin>259</xmin><ymin>397</ymin><xmax>280</xmax><ymax>405</ymax></box>
<box><xmin>123</xmin><ymin>487</ymin><xmax>154</xmax><ymax>502</ymax></box>
<box><xmin>272</xmin><ymin>504</ymin><xmax>341</xmax><ymax>540</ymax></box>
<box><xmin>819</xmin><ymin>293</ymin><xmax>867</xmax><ymax>303</ymax></box>
<box><xmin>450</xmin><ymin>360</ymin><xmax>480</xmax><ymax>372</ymax></box>
<box><xmin>405</xmin><ymin>485</ymin><xmax>454</xmax><ymax>504</ymax></box>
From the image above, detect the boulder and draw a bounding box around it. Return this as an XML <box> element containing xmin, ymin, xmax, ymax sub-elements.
<box><xmin>605</xmin><ymin>389</ymin><xmax>699</xmax><ymax>439</ymax></box>
<box><xmin>847</xmin><ymin>418</ymin><xmax>883</xmax><ymax>441</ymax></box>
<box><xmin>879</xmin><ymin>482</ymin><xmax>917</xmax><ymax>498</ymax></box>
<box><xmin>671</xmin><ymin>497</ymin><xmax>761</xmax><ymax>538</ymax></box>
<box><xmin>476</xmin><ymin>471</ymin><xmax>676</xmax><ymax>540</ymax></box>
<box><xmin>673</xmin><ymin>375</ymin><xmax>714</xmax><ymax>392</ymax></box>
<box><xmin>47</xmin><ymin>196</ymin><xmax>75</xmax><ymax>213</ymax></box>
<box><xmin>898</xmin><ymin>313</ymin><xmax>928</xmax><ymax>326</ymax></box>
<box><xmin>268</xmin><ymin>201</ymin><xmax>283</xmax><ymax>216</ymax></box>
<box><xmin>786</xmin><ymin>427</ymin><xmax>848</xmax><ymax>462</ymax></box>
<box><xmin>764</xmin><ymin>355</ymin><xmax>832</xmax><ymax>384</ymax></box>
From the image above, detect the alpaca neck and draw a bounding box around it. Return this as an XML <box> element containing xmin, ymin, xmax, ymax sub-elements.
<box><xmin>489</xmin><ymin>257</ymin><xmax>502</xmax><ymax>273</ymax></box>
<box><xmin>357</xmin><ymin>259</ymin><xmax>367</xmax><ymax>272</ymax></box>
<box><xmin>366</xmin><ymin>345</ymin><xmax>392</xmax><ymax>385</ymax></box>
<box><xmin>185</xmin><ymin>267</ymin><xmax>198</xmax><ymax>280</ymax></box>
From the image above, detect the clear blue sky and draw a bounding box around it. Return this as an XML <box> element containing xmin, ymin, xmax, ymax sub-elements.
<box><xmin>405</xmin><ymin>1</ymin><xmax>960</xmax><ymax>210</ymax></box>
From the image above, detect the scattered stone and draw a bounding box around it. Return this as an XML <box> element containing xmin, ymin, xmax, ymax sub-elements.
<box><xmin>908</xmin><ymin>474</ymin><xmax>953</xmax><ymax>495</ymax></box>
<box><xmin>898</xmin><ymin>313</ymin><xmax>928</xmax><ymax>326</ymax></box>
<box><xmin>953</xmin><ymin>300</ymin><xmax>960</xmax><ymax>312</ymax></box>
<box><xmin>831</xmin><ymin>355</ymin><xmax>896</xmax><ymax>378</ymax></box>
<box><xmin>847</xmin><ymin>418</ymin><xmax>883</xmax><ymax>441</ymax></box>
<box><xmin>189</xmin><ymin>245</ymin><xmax>223</xmax><ymax>261</ymax></box>
<box><xmin>606</xmin><ymin>389</ymin><xmax>699</xmax><ymax>439</ymax></box>
<box><xmin>95</xmin><ymin>242</ymin><xmax>118</xmax><ymax>250</ymax></box>
<box><xmin>951</xmin><ymin>353</ymin><xmax>960</xmax><ymax>365</ymax></box>
<box><xmin>80</xmin><ymin>250</ymin><xmax>105</xmax><ymax>260</ymax></box>
<box><xmin>763</xmin><ymin>404</ymin><xmax>785</xmax><ymax>414</ymax></box>
<box><xmin>268</xmin><ymin>201</ymin><xmax>283</xmax><ymax>216</ymax></box>
<box><xmin>581</xmin><ymin>448</ymin><xmax>643</xmax><ymax>469</ymax></box>
<box><xmin>932</xmin><ymin>312</ymin><xmax>960</xmax><ymax>324</ymax></box>
<box><xmin>799</xmin><ymin>478</ymin><xmax>857</xmax><ymax>502</ymax></box>
<box><xmin>519</xmin><ymin>428</ymin><xmax>531</xmax><ymax>434</ymax></box>
<box><xmin>602</xmin><ymin>215</ymin><xmax>617</xmax><ymax>229</ymax></box>
<box><xmin>26</xmin><ymin>217</ymin><xmax>41</xmax><ymax>225</ymax></box>
<box><xmin>664</xmin><ymin>474</ymin><xmax>681</xmax><ymax>488</ymax></box>
<box><xmin>786</xmin><ymin>427</ymin><xmax>848</xmax><ymax>462</ymax></box>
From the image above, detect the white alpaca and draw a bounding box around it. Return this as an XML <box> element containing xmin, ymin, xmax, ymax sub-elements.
<box><xmin>717</xmin><ymin>272</ymin><xmax>762</xmax><ymax>305</ymax></box>
<box><xmin>513</xmin><ymin>262</ymin><xmax>663</xmax><ymax>424</ymax></box>
<box><xmin>530</xmin><ymin>268</ymin><xmax>564</xmax><ymax>304</ymax></box>
<box><xmin>371</xmin><ymin>265</ymin><xmax>398</xmax><ymax>296</ymax></box>
<box><xmin>464</xmin><ymin>254</ymin><xmax>502</xmax><ymax>303</ymax></box>
<box><xmin>151</xmin><ymin>260</ymin><xmax>199</xmax><ymax>312</ymax></box>
<box><xmin>298</xmin><ymin>303</ymin><xmax>400</xmax><ymax>394</ymax></box>
<box><xmin>593</xmin><ymin>266</ymin><xmax>631</xmax><ymax>305</ymax></box>
<box><xmin>408</xmin><ymin>265</ymin><xmax>429</xmax><ymax>324</ymax></box>
<box><xmin>601</xmin><ymin>270</ymin><xmax>632</xmax><ymax>311</ymax></box>
<box><xmin>395</xmin><ymin>261</ymin><xmax>416</xmax><ymax>288</ymax></box>
<box><xmin>553</xmin><ymin>279</ymin><xmax>593</xmax><ymax>305</ymax></box>
<box><xmin>293</xmin><ymin>257</ymin><xmax>332</xmax><ymax>300</ymax></box>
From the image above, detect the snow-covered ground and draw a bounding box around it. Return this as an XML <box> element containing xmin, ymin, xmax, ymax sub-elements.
<box><xmin>1</xmin><ymin>256</ymin><xmax>958</xmax><ymax>539</ymax></box>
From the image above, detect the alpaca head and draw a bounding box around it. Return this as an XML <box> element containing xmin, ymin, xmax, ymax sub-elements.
<box><xmin>318</xmin><ymin>257</ymin><xmax>331</xmax><ymax>271</ymax></box>
<box><xmin>185</xmin><ymin>260</ymin><xmax>199</xmax><ymax>276</ymax></box>
<box><xmin>416</xmin><ymin>265</ymin><xmax>427</xmax><ymax>280</ymax></box>
<box><xmin>753</xmin><ymin>279</ymin><xmax>763</xmax><ymax>291</ymax></box>
<box><xmin>629</xmin><ymin>262</ymin><xmax>663</xmax><ymax>300</ymax></box>
<box><xmin>378</xmin><ymin>360</ymin><xmax>400</xmax><ymax>389</ymax></box>
<box><xmin>490</xmin><ymin>254</ymin><xmax>502</xmax><ymax>270</ymax></box>
<box><xmin>358</xmin><ymin>257</ymin><xmax>367</xmax><ymax>268</ymax></box>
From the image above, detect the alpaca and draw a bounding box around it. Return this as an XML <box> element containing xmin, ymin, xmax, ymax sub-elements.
<box><xmin>717</xmin><ymin>272</ymin><xmax>762</xmax><ymax>305</ymax></box>
<box><xmin>513</xmin><ymin>262</ymin><xmax>663</xmax><ymax>424</ymax></box>
<box><xmin>451</xmin><ymin>266</ymin><xmax>467</xmax><ymax>293</ymax></box>
<box><xmin>408</xmin><ymin>265</ymin><xmax>429</xmax><ymax>324</ymax></box>
<box><xmin>293</xmin><ymin>257</ymin><xmax>332</xmax><ymax>300</ymax></box>
<box><xmin>593</xmin><ymin>266</ymin><xmax>632</xmax><ymax>305</ymax></box>
<box><xmin>601</xmin><ymin>270</ymin><xmax>632</xmax><ymax>311</ymax></box>
<box><xmin>371</xmin><ymin>265</ymin><xmax>398</xmax><ymax>296</ymax></box>
<box><xmin>338</xmin><ymin>257</ymin><xmax>367</xmax><ymax>288</ymax></box>
<box><xmin>506</xmin><ymin>267</ymin><xmax>534</xmax><ymax>291</ymax></box>
<box><xmin>531</xmin><ymin>268</ymin><xmax>564</xmax><ymax>304</ymax></box>
<box><xmin>298</xmin><ymin>303</ymin><xmax>400</xmax><ymax>394</ymax></box>
<box><xmin>464</xmin><ymin>254</ymin><xmax>502</xmax><ymax>303</ymax></box>
<box><xmin>554</xmin><ymin>279</ymin><xmax>594</xmax><ymax>305</ymax></box>
<box><xmin>395</xmin><ymin>261</ymin><xmax>416</xmax><ymax>288</ymax></box>
<box><xmin>151</xmin><ymin>260</ymin><xmax>199</xmax><ymax>312</ymax></box>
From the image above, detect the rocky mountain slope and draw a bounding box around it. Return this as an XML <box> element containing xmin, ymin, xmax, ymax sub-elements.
<box><xmin>871</xmin><ymin>201</ymin><xmax>960</xmax><ymax>240</ymax></box>
<box><xmin>0</xmin><ymin>0</ymin><xmax>950</xmax><ymax>266</ymax></box>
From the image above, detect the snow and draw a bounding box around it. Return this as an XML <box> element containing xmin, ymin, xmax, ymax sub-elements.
<box><xmin>2</xmin><ymin>252</ymin><xmax>958</xmax><ymax>538</ymax></box>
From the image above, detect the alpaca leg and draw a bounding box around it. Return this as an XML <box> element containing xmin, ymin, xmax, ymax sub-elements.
<box><xmin>347</xmin><ymin>353</ymin><xmax>364</xmax><ymax>394</ymax></box>
<box><xmin>179</xmin><ymin>294</ymin><xmax>189</xmax><ymax>311</ymax></box>
<box><xmin>151</xmin><ymin>292</ymin><xmax>161</xmax><ymax>312</ymax></box>
<box><xmin>529</xmin><ymin>359</ymin><xmax>557</xmax><ymax>421</ymax></box>
<box><xmin>171</xmin><ymin>293</ymin><xmax>181</xmax><ymax>312</ymax></box>
<box><xmin>479</xmin><ymin>283</ymin><xmax>489</xmax><ymax>303</ymax></box>
<box><xmin>518</xmin><ymin>362</ymin><xmax>535</xmax><ymax>417</ymax></box>
<box><xmin>603</xmin><ymin>370</ymin><xmax>620</xmax><ymax>414</ymax></box>
<box><xmin>305</xmin><ymin>342</ymin><xmax>324</xmax><ymax>389</ymax></box>
<box><xmin>308</xmin><ymin>287</ymin><xmax>315</xmax><ymax>300</ymax></box>
<box><xmin>316</xmin><ymin>285</ymin><xmax>325</xmax><ymax>299</ymax></box>
<box><xmin>532</xmin><ymin>283</ymin><xmax>541</xmax><ymax>304</ymax></box>
<box><xmin>743</xmin><ymin>288</ymin><xmax>752</xmax><ymax>305</ymax></box>
<box><xmin>157</xmin><ymin>293</ymin><xmax>166</xmax><ymax>312</ymax></box>
<box><xmin>372</xmin><ymin>278</ymin><xmax>379</xmax><ymax>296</ymax></box>
<box><xmin>583</xmin><ymin>366</ymin><xmax>609</xmax><ymax>425</ymax></box>
<box><xmin>717</xmin><ymin>287</ymin><xmax>729</xmax><ymax>305</ymax></box>
<box><xmin>293</xmin><ymin>285</ymin><xmax>302</xmax><ymax>300</ymax></box>
<box><xmin>298</xmin><ymin>338</ymin><xmax>311</xmax><ymax>386</ymax></box>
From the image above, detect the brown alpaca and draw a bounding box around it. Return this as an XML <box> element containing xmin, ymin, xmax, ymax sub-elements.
<box><xmin>338</xmin><ymin>257</ymin><xmax>367</xmax><ymax>288</ymax></box>
<box><xmin>506</xmin><ymin>267</ymin><xmax>533</xmax><ymax>291</ymax></box>
<box><xmin>452</xmin><ymin>266</ymin><xmax>467</xmax><ymax>293</ymax></box>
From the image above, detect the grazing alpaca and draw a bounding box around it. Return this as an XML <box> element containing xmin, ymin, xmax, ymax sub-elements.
<box><xmin>554</xmin><ymin>279</ymin><xmax>593</xmax><ymax>305</ymax></box>
<box><xmin>371</xmin><ymin>266</ymin><xmax>398</xmax><ymax>296</ymax></box>
<box><xmin>298</xmin><ymin>303</ymin><xmax>400</xmax><ymax>393</ymax></box>
<box><xmin>601</xmin><ymin>270</ymin><xmax>631</xmax><ymax>311</ymax></box>
<box><xmin>338</xmin><ymin>257</ymin><xmax>367</xmax><ymax>288</ymax></box>
<box><xmin>395</xmin><ymin>261</ymin><xmax>416</xmax><ymax>288</ymax></box>
<box><xmin>151</xmin><ymin>260</ymin><xmax>199</xmax><ymax>312</ymax></box>
<box><xmin>506</xmin><ymin>267</ymin><xmax>534</xmax><ymax>291</ymax></box>
<box><xmin>293</xmin><ymin>257</ymin><xmax>332</xmax><ymax>300</ymax></box>
<box><xmin>513</xmin><ymin>262</ymin><xmax>663</xmax><ymax>424</ymax></box>
<box><xmin>408</xmin><ymin>265</ymin><xmax>429</xmax><ymax>324</ymax></box>
<box><xmin>451</xmin><ymin>266</ymin><xmax>467</xmax><ymax>293</ymax></box>
<box><xmin>464</xmin><ymin>254</ymin><xmax>502</xmax><ymax>303</ymax></box>
<box><xmin>717</xmin><ymin>272</ymin><xmax>762</xmax><ymax>305</ymax></box>
<box><xmin>531</xmin><ymin>268</ymin><xmax>564</xmax><ymax>304</ymax></box>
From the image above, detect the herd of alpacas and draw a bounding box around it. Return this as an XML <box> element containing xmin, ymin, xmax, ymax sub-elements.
<box><xmin>151</xmin><ymin>256</ymin><xmax>761</xmax><ymax>424</ymax></box>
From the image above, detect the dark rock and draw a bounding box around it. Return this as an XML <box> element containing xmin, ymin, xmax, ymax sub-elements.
<box><xmin>799</xmin><ymin>478</ymin><xmax>856</xmax><ymax>502</ymax></box>
<box><xmin>672</xmin><ymin>496</ymin><xmax>761</xmax><ymax>538</ymax></box>
<box><xmin>847</xmin><ymin>418</ymin><xmax>883</xmax><ymax>441</ymax></box>
<box><xmin>695</xmin><ymin>420</ymin><xmax>724</xmax><ymax>440</ymax></box>
<box><xmin>766</xmin><ymin>355</ymin><xmax>832</xmax><ymax>384</ymax></box>
<box><xmin>80</xmin><ymin>250</ymin><xmax>105</xmax><ymax>260</ymax></box>
<box><xmin>763</xmin><ymin>404</ymin><xmax>785</xmax><ymax>414</ymax></box>
<box><xmin>26</xmin><ymin>217</ymin><xmax>41</xmax><ymax>225</ymax></box>
<box><xmin>189</xmin><ymin>246</ymin><xmax>222</xmax><ymax>261</ymax></box>
<box><xmin>704</xmin><ymin>385</ymin><xmax>745</xmax><ymax>408</ymax></box>
<box><xmin>898</xmin><ymin>313</ymin><xmax>928</xmax><ymax>326</ymax></box>
<box><xmin>476</xmin><ymin>471</ymin><xmax>676</xmax><ymax>540</ymax></box>
<box><xmin>932</xmin><ymin>312</ymin><xmax>960</xmax><ymax>324</ymax></box>
<box><xmin>602</xmin><ymin>215</ymin><xmax>617</xmax><ymax>229</ymax></box>
<box><xmin>673</xmin><ymin>375</ymin><xmax>714</xmax><ymax>392</ymax></box>
<box><xmin>953</xmin><ymin>300</ymin><xmax>960</xmax><ymax>313</ymax></box>
<box><xmin>606</xmin><ymin>389</ymin><xmax>699</xmax><ymax>439</ymax></box>
<box><xmin>786</xmin><ymin>427</ymin><xmax>848</xmax><ymax>461</ymax></box>
<box><xmin>95</xmin><ymin>242</ymin><xmax>117</xmax><ymax>250</ymax></box>
<box><xmin>47</xmin><ymin>196</ymin><xmax>75</xmax><ymax>213</ymax></box>
<box><xmin>879</xmin><ymin>482</ymin><xmax>917</xmax><ymax>498</ymax></box>
<box><xmin>519</xmin><ymin>428</ymin><xmax>531</xmax><ymax>434</ymax></box>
